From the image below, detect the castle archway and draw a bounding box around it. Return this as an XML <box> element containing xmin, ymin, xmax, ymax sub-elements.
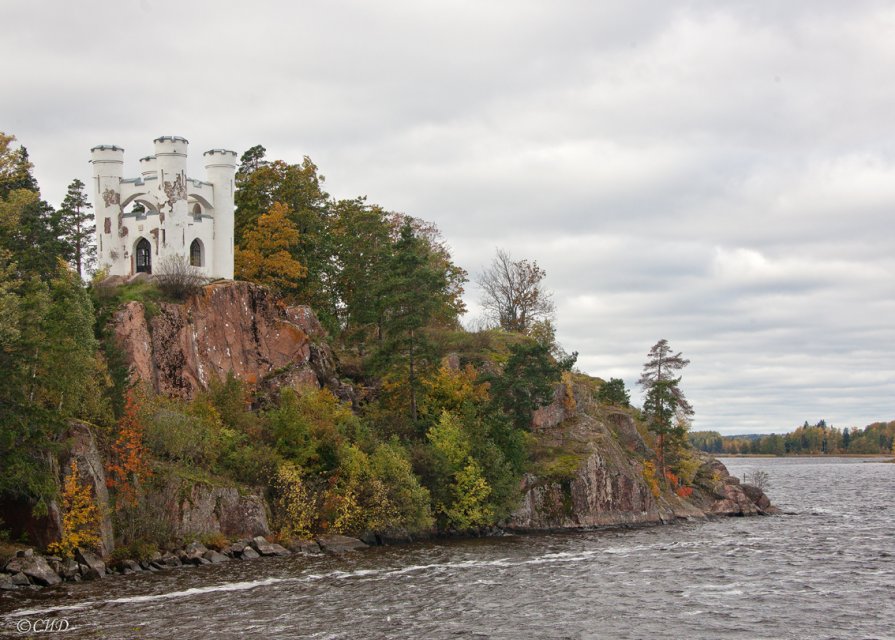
<box><xmin>135</xmin><ymin>237</ymin><xmax>152</xmax><ymax>274</ymax></box>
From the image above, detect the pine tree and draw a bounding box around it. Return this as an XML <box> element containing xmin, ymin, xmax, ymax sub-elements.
<box><xmin>638</xmin><ymin>339</ymin><xmax>694</xmax><ymax>479</ymax></box>
<box><xmin>58</xmin><ymin>178</ymin><xmax>95</xmax><ymax>277</ymax></box>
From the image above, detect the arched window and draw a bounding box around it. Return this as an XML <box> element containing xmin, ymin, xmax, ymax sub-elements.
<box><xmin>136</xmin><ymin>238</ymin><xmax>152</xmax><ymax>274</ymax></box>
<box><xmin>190</xmin><ymin>238</ymin><xmax>203</xmax><ymax>267</ymax></box>
<box><xmin>191</xmin><ymin>203</ymin><xmax>202</xmax><ymax>219</ymax></box>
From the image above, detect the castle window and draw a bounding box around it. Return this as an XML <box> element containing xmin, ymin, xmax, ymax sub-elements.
<box><xmin>190</xmin><ymin>238</ymin><xmax>203</xmax><ymax>267</ymax></box>
<box><xmin>136</xmin><ymin>238</ymin><xmax>152</xmax><ymax>274</ymax></box>
<box><xmin>192</xmin><ymin>203</ymin><xmax>202</xmax><ymax>220</ymax></box>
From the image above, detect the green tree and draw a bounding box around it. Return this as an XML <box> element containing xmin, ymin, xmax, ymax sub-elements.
<box><xmin>234</xmin><ymin>146</ymin><xmax>331</xmax><ymax>310</ymax></box>
<box><xmin>58</xmin><ymin>178</ymin><xmax>95</xmax><ymax>277</ymax></box>
<box><xmin>328</xmin><ymin>198</ymin><xmax>393</xmax><ymax>341</ymax></box>
<box><xmin>426</xmin><ymin>411</ymin><xmax>494</xmax><ymax>530</ymax></box>
<box><xmin>0</xmin><ymin>262</ymin><xmax>102</xmax><ymax>510</ymax></box>
<box><xmin>597</xmin><ymin>377</ymin><xmax>630</xmax><ymax>407</ymax></box>
<box><xmin>375</xmin><ymin>221</ymin><xmax>461</xmax><ymax>423</ymax></box>
<box><xmin>638</xmin><ymin>339</ymin><xmax>694</xmax><ymax>479</ymax></box>
<box><xmin>488</xmin><ymin>340</ymin><xmax>570</xmax><ymax>431</ymax></box>
<box><xmin>0</xmin><ymin>134</ymin><xmax>70</xmax><ymax>280</ymax></box>
<box><xmin>0</xmin><ymin>133</ymin><xmax>38</xmax><ymax>198</ymax></box>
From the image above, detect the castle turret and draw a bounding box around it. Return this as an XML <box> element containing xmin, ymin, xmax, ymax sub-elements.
<box><xmin>139</xmin><ymin>155</ymin><xmax>158</xmax><ymax>180</ymax></box>
<box><xmin>204</xmin><ymin>149</ymin><xmax>237</xmax><ymax>279</ymax></box>
<box><xmin>153</xmin><ymin>136</ymin><xmax>189</xmax><ymax>263</ymax></box>
<box><xmin>90</xmin><ymin>145</ymin><xmax>124</xmax><ymax>274</ymax></box>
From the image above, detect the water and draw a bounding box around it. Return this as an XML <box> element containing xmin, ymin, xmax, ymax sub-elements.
<box><xmin>2</xmin><ymin>457</ymin><xmax>893</xmax><ymax>639</ymax></box>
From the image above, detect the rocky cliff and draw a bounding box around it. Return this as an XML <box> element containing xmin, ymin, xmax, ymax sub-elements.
<box><xmin>107</xmin><ymin>281</ymin><xmax>773</xmax><ymax>539</ymax></box>
<box><xmin>111</xmin><ymin>281</ymin><xmax>343</xmax><ymax>401</ymax></box>
<box><xmin>507</xmin><ymin>383</ymin><xmax>777</xmax><ymax>531</ymax></box>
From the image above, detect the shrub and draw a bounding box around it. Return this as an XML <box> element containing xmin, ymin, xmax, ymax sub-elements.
<box><xmin>47</xmin><ymin>460</ymin><xmax>101</xmax><ymax>559</ymax></box>
<box><xmin>642</xmin><ymin>461</ymin><xmax>660</xmax><ymax>498</ymax></box>
<box><xmin>155</xmin><ymin>255</ymin><xmax>206</xmax><ymax>300</ymax></box>
<box><xmin>110</xmin><ymin>539</ymin><xmax>158</xmax><ymax>563</ymax></box>
<box><xmin>744</xmin><ymin>469</ymin><xmax>770</xmax><ymax>490</ymax></box>
<box><xmin>274</xmin><ymin>462</ymin><xmax>316</xmax><ymax>539</ymax></box>
<box><xmin>144</xmin><ymin>404</ymin><xmax>221</xmax><ymax>468</ymax></box>
<box><xmin>199</xmin><ymin>532</ymin><xmax>229</xmax><ymax>551</ymax></box>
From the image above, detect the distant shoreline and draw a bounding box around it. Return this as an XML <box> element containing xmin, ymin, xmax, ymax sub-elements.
<box><xmin>717</xmin><ymin>453</ymin><xmax>894</xmax><ymax>459</ymax></box>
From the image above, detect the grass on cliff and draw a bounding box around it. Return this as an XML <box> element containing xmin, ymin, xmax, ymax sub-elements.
<box><xmin>527</xmin><ymin>436</ymin><xmax>591</xmax><ymax>483</ymax></box>
<box><xmin>91</xmin><ymin>279</ymin><xmax>179</xmax><ymax>329</ymax></box>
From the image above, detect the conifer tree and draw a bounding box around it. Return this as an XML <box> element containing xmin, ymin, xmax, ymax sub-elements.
<box><xmin>376</xmin><ymin>222</ymin><xmax>451</xmax><ymax>423</ymax></box>
<box><xmin>638</xmin><ymin>339</ymin><xmax>693</xmax><ymax>479</ymax></box>
<box><xmin>58</xmin><ymin>178</ymin><xmax>95</xmax><ymax>277</ymax></box>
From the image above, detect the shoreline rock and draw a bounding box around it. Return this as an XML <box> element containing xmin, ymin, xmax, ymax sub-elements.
<box><xmin>0</xmin><ymin>533</ymin><xmax>368</xmax><ymax>592</ymax></box>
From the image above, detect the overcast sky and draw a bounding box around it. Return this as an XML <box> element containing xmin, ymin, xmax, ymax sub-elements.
<box><xmin>2</xmin><ymin>0</ymin><xmax>893</xmax><ymax>434</ymax></box>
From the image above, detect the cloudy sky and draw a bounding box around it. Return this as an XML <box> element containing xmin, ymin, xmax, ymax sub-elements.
<box><xmin>2</xmin><ymin>0</ymin><xmax>893</xmax><ymax>434</ymax></box>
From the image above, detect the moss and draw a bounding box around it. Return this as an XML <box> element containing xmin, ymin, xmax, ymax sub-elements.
<box><xmin>153</xmin><ymin>461</ymin><xmax>237</xmax><ymax>491</ymax></box>
<box><xmin>528</xmin><ymin>439</ymin><xmax>589</xmax><ymax>484</ymax></box>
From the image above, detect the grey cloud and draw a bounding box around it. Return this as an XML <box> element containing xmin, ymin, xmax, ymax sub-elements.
<box><xmin>2</xmin><ymin>0</ymin><xmax>892</xmax><ymax>434</ymax></box>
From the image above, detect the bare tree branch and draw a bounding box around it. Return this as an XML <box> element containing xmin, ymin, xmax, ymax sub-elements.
<box><xmin>477</xmin><ymin>248</ymin><xmax>554</xmax><ymax>333</ymax></box>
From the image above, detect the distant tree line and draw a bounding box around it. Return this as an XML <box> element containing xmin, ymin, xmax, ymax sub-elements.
<box><xmin>690</xmin><ymin>420</ymin><xmax>895</xmax><ymax>455</ymax></box>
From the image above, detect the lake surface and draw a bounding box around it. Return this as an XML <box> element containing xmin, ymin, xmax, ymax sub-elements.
<box><xmin>2</xmin><ymin>457</ymin><xmax>893</xmax><ymax>639</ymax></box>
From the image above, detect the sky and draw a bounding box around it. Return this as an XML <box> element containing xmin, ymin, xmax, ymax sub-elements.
<box><xmin>1</xmin><ymin>0</ymin><xmax>893</xmax><ymax>435</ymax></box>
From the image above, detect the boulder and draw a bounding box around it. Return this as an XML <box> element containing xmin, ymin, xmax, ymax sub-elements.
<box><xmin>156</xmin><ymin>553</ymin><xmax>182</xmax><ymax>568</ymax></box>
<box><xmin>287</xmin><ymin>538</ymin><xmax>322</xmax><ymax>555</ymax></box>
<box><xmin>223</xmin><ymin>542</ymin><xmax>247</xmax><ymax>557</ymax></box>
<box><xmin>121</xmin><ymin>559</ymin><xmax>143</xmax><ymax>573</ymax></box>
<box><xmin>75</xmin><ymin>549</ymin><xmax>106</xmax><ymax>580</ymax></box>
<box><xmin>4</xmin><ymin>555</ymin><xmax>62</xmax><ymax>586</ymax></box>
<box><xmin>251</xmin><ymin>536</ymin><xmax>291</xmax><ymax>557</ymax></box>
<box><xmin>315</xmin><ymin>535</ymin><xmax>368</xmax><ymax>553</ymax></box>
<box><xmin>0</xmin><ymin>573</ymin><xmax>17</xmax><ymax>590</ymax></box>
<box><xmin>710</xmin><ymin>483</ymin><xmax>761</xmax><ymax>517</ymax></box>
<box><xmin>508</xmin><ymin>414</ymin><xmax>661</xmax><ymax>530</ymax></box>
<box><xmin>241</xmin><ymin>546</ymin><xmax>260</xmax><ymax>560</ymax></box>
<box><xmin>60</xmin><ymin>558</ymin><xmax>80</xmax><ymax>580</ymax></box>
<box><xmin>203</xmin><ymin>550</ymin><xmax>230</xmax><ymax>564</ymax></box>
<box><xmin>10</xmin><ymin>572</ymin><xmax>31</xmax><ymax>586</ymax></box>
<box><xmin>740</xmin><ymin>484</ymin><xmax>772</xmax><ymax>510</ymax></box>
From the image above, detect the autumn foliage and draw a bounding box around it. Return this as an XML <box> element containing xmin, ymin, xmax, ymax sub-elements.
<box><xmin>48</xmin><ymin>460</ymin><xmax>101</xmax><ymax>559</ymax></box>
<box><xmin>234</xmin><ymin>202</ymin><xmax>307</xmax><ymax>294</ymax></box>
<box><xmin>106</xmin><ymin>392</ymin><xmax>152</xmax><ymax>509</ymax></box>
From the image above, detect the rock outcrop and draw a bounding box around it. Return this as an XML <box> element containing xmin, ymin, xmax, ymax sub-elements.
<box><xmin>146</xmin><ymin>476</ymin><xmax>271</xmax><ymax>540</ymax></box>
<box><xmin>508</xmin><ymin>384</ymin><xmax>777</xmax><ymax>531</ymax></box>
<box><xmin>111</xmin><ymin>281</ymin><xmax>339</xmax><ymax>401</ymax></box>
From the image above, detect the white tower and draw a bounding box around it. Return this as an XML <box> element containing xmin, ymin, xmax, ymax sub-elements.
<box><xmin>152</xmin><ymin>136</ymin><xmax>189</xmax><ymax>265</ymax></box>
<box><xmin>89</xmin><ymin>145</ymin><xmax>124</xmax><ymax>274</ymax></box>
<box><xmin>203</xmin><ymin>149</ymin><xmax>237</xmax><ymax>279</ymax></box>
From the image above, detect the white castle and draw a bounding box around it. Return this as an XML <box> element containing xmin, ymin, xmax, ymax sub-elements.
<box><xmin>90</xmin><ymin>136</ymin><xmax>237</xmax><ymax>279</ymax></box>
